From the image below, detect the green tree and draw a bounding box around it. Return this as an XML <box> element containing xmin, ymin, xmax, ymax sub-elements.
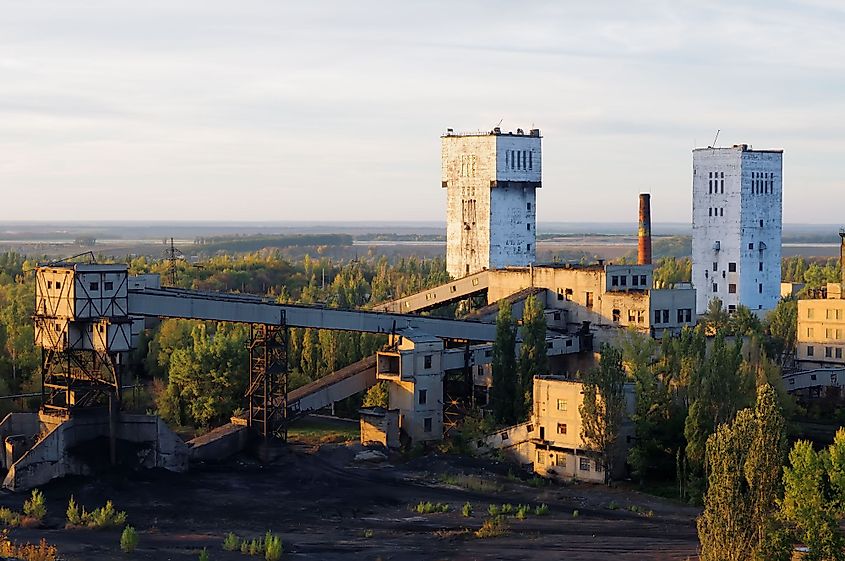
<box><xmin>685</xmin><ymin>331</ymin><xmax>751</xmax><ymax>499</ymax></box>
<box><xmin>697</xmin><ymin>384</ymin><xmax>787</xmax><ymax>561</ymax></box>
<box><xmin>580</xmin><ymin>343</ymin><xmax>627</xmax><ymax>482</ymax></box>
<box><xmin>491</xmin><ymin>301</ymin><xmax>518</xmax><ymax>426</ymax></box>
<box><xmin>701</xmin><ymin>298</ymin><xmax>730</xmax><ymax>334</ymax></box>
<box><xmin>516</xmin><ymin>295</ymin><xmax>547</xmax><ymax>420</ymax></box>
<box><xmin>779</xmin><ymin>429</ymin><xmax>845</xmax><ymax>561</ymax></box>
<box><xmin>765</xmin><ymin>298</ymin><xmax>798</xmax><ymax>366</ymax></box>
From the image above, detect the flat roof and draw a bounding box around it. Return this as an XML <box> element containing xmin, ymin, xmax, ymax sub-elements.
<box><xmin>442</xmin><ymin>128</ymin><xmax>541</xmax><ymax>139</ymax></box>
<box><xmin>693</xmin><ymin>145</ymin><xmax>783</xmax><ymax>154</ymax></box>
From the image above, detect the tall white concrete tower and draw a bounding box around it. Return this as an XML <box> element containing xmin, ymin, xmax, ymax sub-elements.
<box><xmin>692</xmin><ymin>144</ymin><xmax>783</xmax><ymax>314</ymax></box>
<box><xmin>441</xmin><ymin>127</ymin><xmax>541</xmax><ymax>279</ymax></box>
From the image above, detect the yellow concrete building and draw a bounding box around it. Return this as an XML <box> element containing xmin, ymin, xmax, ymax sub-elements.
<box><xmin>797</xmin><ymin>282</ymin><xmax>845</xmax><ymax>368</ymax></box>
<box><xmin>485</xmin><ymin>376</ymin><xmax>635</xmax><ymax>483</ymax></box>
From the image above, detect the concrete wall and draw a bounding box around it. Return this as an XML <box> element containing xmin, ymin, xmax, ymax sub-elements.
<box><xmin>692</xmin><ymin>146</ymin><xmax>783</xmax><ymax>313</ymax></box>
<box><xmin>359</xmin><ymin>408</ymin><xmax>400</xmax><ymax>449</ymax></box>
<box><xmin>0</xmin><ymin>413</ymin><xmax>40</xmax><ymax>471</ymax></box>
<box><xmin>3</xmin><ymin>413</ymin><xmax>188</xmax><ymax>492</ymax></box>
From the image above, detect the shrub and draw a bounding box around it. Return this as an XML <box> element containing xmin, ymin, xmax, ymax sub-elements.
<box><xmin>0</xmin><ymin>530</ymin><xmax>57</xmax><ymax>561</ymax></box>
<box><xmin>264</xmin><ymin>532</ymin><xmax>283</xmax><ymax>561</ymax></box>
<box><xmin>607</xmin><ymin>501</ymin><xmax>619</xmax><ymax>510</ymax></box>
<box><xmin>414</xmin><ymin>501</ymin><xmax>449</xmax><ymax>514</ymax></box>
<box><xmin>363</xmin><ymin>529</ymin><xmax>374</xmax><ymax>539</ymax></box>
<box><xmin>240</xmin><ymin>540</ymin><xmax>249</xmax><ymax>554</ymax></box>
<box><xmin>527</xmin><ymin>476</ymin><xmax>547</xmax><ymax>488</ymax></box>
<box><xmin>67</xmin><ymin>500</ymin><xmax>128</xmax><ymax>529</ymax></box>
<box><xmin>461</xmin><ymin>502</ymin><xmax>473</xmax><ymax>518</ymax></box>
<box><xmin>534</xmin><ymin>504</ymin><xmax>550</xmax><ymax>516</ymax></box>
<box><xmin>474</xmin><ymin>516</ymin><xmax>507</xmax><ymax>538</ymax></box>
<box><xmin>222</xmin><ymin>532</ymin><xmax>239</xmax><ymax>552</ymax></box>
<box><xmin>249</xmin><ymin>538</ymin><xmax>260</xmax><ymax>555</ymax></box>
<box><xmin>487</xmin><ymin>504</ymin><xmax>500</xmax><ymax>516</ymax></box>
<box><xmin>0</xmin><ymin>508</ymin><xmax>21</xmax><ymax>527</ymax></box>
<box><xmin>500</xmin><ymin>504</ymin><xmax>513</xmax><ymax>515</ymax></box>
<box><xmin>572</xmin><ymin>509</ymin><xmax>580</xmax><ymax>518</ymax></box>
<box><xmin>120</xmin><ymin>526</ymin><xmax>138</xmax><ymax>553</ymax></box>
<box><xmin>66</xmin><ymin>497</ymin><xmax>81</xmax><ymax>526</ymax></box>
<box><xmin>515</xmin><ymin>505</ymin><xmax>529</xmax><ymax>520</ymax></box>
<box><xmin>23</xmin><ymin>490</ymin><xmax>46</xmax><ymax>522</ymax></box>
<box><xmin>198</xmin><ymin>547</ymin><xmax>209</xmax><ymax>561</ymax></box>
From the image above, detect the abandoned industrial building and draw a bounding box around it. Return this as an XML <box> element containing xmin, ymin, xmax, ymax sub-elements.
<box><xmin>6</xmin><ymin>124</ymin><xmax>843</xmax><ymax>495</ymax></box>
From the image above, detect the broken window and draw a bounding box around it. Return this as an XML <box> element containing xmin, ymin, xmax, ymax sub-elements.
<box><xmin>557</xmin><ymin>423</ymin><xmax>567</xmax><ymax>435</ymax></box>
<box><xmin>729</xmin><ymin>262</ymin><xmax>736</xmax><ymax>272</ymax></box>
<box><xmin>654</xmin><ymin>310</ymin><xmax>661</xmax><ymax>324</ymax></box>
<box><xmin>611</xmin><ymin>276</ymin><xmax>619</xmax><ymax>287</ymax></box>
<box><xmin>612</xmin><ymin>309</ymin><xmax>620</xmax><ymax>322</ymax></box>
<box><xmin>424</xmin><ymin>355</ymin><xmax>432</xmax><ymax>369</ymax></box>
<box><xmin>579</xmin><ymin>457</ymin><xmax>590</xmax><ymax>471</ymax></box>
<box><xmin>585</xmin><ymin>292</ymin><xmax>593</xmax><ymax>309</ymax></box>
<box><xmin>807</xmin><ymin>345</ymin><xmax>815</xmax><ymax>357</ymax></box>
<box><xmin>712</xmin><ymin>283</ymin><xmax>718</xmax><ymax>293</ymax></box>
<box><xmin>664</xmin><ymin>310</ymin><xmax>671</xmax><ymax>323</ymax></box>
<box><xmin>419</xmin><ymin>389</ymin><xmax>427</xmax><ymax>405</ymax></box>
<box><xmin>89</xmin><ymin>282</ymin><xmax>99</xmax><ymax>291</ymax></box>
<box><xmin>620</xmin><ymin>276</ymin><xmax>627</xmax><ymax>287</ymax></box>
<box><xmin>729</xmin><ymin>284</ymin><xmax>737</xmax><ymax>294</ymax></box>
<box><xmin>640</xmin><ymin>275</ymin><xmax>647</xmax><ymax>286</ymax></box>
<box><xmin>424</xmin><ymin>417</ymin><xmax>432</xmax><ymax>433</ymax></box>
<box><xmin>104</xmin><ymin>281</ymin><xmax>113</xmax><ymax>291</ymax></box>
<box><xmin>557</xmin><ymin>399</ymin><xmax>567</xmax><ymax>411</ymax></box>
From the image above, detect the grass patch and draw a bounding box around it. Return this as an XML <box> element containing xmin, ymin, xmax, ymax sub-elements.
<box><xmin>474</xmin><ymin>516</ymin><xmax>508</xmax><ymax>538</ymax></box>
<box><xmin>607</xmin><ymin>500</ymin><xmax>620</xmax><ymax>511</ymax></box>
<box><xmin>414</xmin><ymin>501</ymin><xmax>450</xmax><ymax>514</ymax></box>
<box><xmin>514</xmin><ymin>505</ymin><xmax>530</xmax><ymax>520</ymax></box>
<box><xmin>461</xmin><ymin>502</ymin><xmax>473</xmax><ymax>518</ymax></box>
<box><xmin>534</xmin><ymin>504</ymin><xmax>550</xmax><ymax>516</ymax></box>
<box><xmin>627</xmin><ymin>504</ymin><xmax>654</xmax><ymax>517</ymax></box>
<box><xmin>437</xmin><ymin>473</ymin><xmax>504</xmax><ymax>493</ymax></box>
<box><xmin>287</xmin><ymin>418</ymin><xmax>359</xmax><ymax>444</ymax></box>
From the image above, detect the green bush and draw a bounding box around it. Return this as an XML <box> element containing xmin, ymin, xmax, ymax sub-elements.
<box><xmin>67</xmin><ymin>496</ymin><xmax>81</xmax><ymax>526</ymax></box>
<box><xmin>120</xmin><ymin>526</ymin><xmax>138</xmax><ymax>553</ymax></box>
<box><xmin>572</xmin><ymin>509</ymin><xmax>580</xmax><ymax>518</ymax></box>
<box><xmin>413</xmin><ymin>501</ymin><xmax>449</xmax><ymax>514</ymax></box>
<box><xmin>515</xmin><ymin>505</ymin><xmax>529</xmax><ymax>520</ymax></box>
<box><xmin>240</xmin><ymin>540</ymin><xmax>249</xmax><ymax>554</ymax></box>
<box><xmin>607</xmin><ymin>501</ymin><xmax>619</xmax><ymax>511</ymax></box>
<box><xmin>23</xmin><ymin>489</ymin><xmax>46</xmax><ymax>521</ymax></box>
<box><xmin>0</xmin><ymin>508</ymin><xmax>21</xmax><ymax>527</ymax></box>
<box><xmin>461</xmin><ymin>502</ymin><xmax>473</xmax><ymax>517</ymax></box>
<box><xmin>534</xmin><ymin>504</ymin><xmax>550</xmax><ymax>516</ymax></box>
<box><xmin>222</xmin><ymin>532</ymin><xmax>239</xmax><ymax>552</ymax></box>
<box><xmin>264</xmin><ymin>532</ymin><xmax>283</xmax><ymax>561</ymax></box>
<box><xmin>249</xmin><ymin>538</ymin><xmax>260</xmax><ymax>555</ymax></box>
<box><xmin>500</xmin><ymin>504</ymin><xmax>514</xmax><ymax>515</ymax></box>
<box><xmin>487</xmin><ymin>504</ymin><xmax>500</xmax><ymax>516</ymax></box>
<box><xmin>198</xmin><ymin>547</ymin><xmax>209</xmax><ymax>561</ymax></box>
<box><xmin>67</xmin><ymin>499</ymin><xmax>128</xmax><ymax>529</ymax></box>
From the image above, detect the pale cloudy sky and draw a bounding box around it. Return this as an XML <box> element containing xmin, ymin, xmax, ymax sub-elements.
<box><xmin>1</xmin><ymin>1</ymin><xmax>843</xmax><ymax>224</ymax></box>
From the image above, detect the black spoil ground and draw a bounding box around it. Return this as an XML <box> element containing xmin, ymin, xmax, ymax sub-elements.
<box><xmin>0</xmin><ymin>442</ymin><xmax>701</xmax><ymax>560</ymax></box>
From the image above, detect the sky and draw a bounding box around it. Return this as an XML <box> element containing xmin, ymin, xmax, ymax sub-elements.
<box><xmin>1</xmin><ymin>1</ymin><xmax>844</xmax><ymax>225</ymax></box>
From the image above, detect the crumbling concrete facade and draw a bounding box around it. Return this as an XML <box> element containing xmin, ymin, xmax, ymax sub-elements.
<box><xmin>484</xmin><ymin>376</ymin><xmax>635</xmax><ymax>483</ymax></box>
<box><xmin>442</xmin><ymin>128</ymin><xmax>541</xmax><ymax>278</ymax></box>
<box><xmin>692</xmin><ymin>145</ymin><xmax>783</xmax><ymax>314</ymax></box>
<box><xmin>484</xmin><ymin>264</ymin><xmax>696</xmax><ymax>344</ymax></box>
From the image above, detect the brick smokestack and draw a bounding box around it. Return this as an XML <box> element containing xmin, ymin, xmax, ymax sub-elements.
<box><xmin>637</xmin><ymin>193</ymin><xmax>652</xmax><ymax>266</ymax></box>
<box><xmin>840</xmin><ymin>229</ymin><xmax>845</xmax><ymax>286</ymax></box>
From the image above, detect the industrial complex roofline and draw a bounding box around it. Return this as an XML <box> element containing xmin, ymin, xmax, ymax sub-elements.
<box><xmin>127</xmin><ymin>287</ymin><xmax>500</xmax><ymax>342</ymax></box>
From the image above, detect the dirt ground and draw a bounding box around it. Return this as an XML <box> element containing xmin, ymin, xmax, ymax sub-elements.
<box><xmin>0</xmin><ymin>431</ymin><xmax>701</xmax><ymax>561</ymax></box>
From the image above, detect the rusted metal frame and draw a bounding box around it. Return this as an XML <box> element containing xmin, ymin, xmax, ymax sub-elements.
<box><xmin>247</xmin><ymin>314</ymin><xmax>288</xmax><ymax>440</ymax></box>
